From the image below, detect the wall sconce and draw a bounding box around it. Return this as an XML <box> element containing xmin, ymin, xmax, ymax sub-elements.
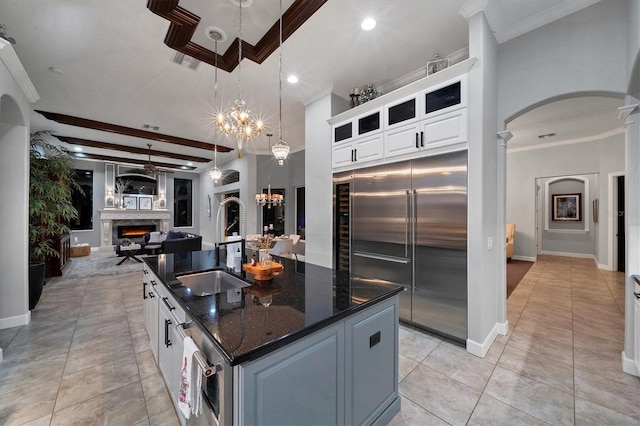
<box><xmin>158</xmin><ymin>192</ymin><xmax>166</xmax><ymax>209</ymax></box>
<box><xmin>105</xmin><ymin>189</ymin><xmax>114</xmax><ymax>207</ymax></box>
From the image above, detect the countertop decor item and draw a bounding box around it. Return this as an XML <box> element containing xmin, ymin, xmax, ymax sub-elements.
<box><xmin>427</xmin><ymin>53</ymin><xmax>449</xmax><ymax>75</ymax></box>
<box><xmin>358</xmin><ymin>84</ymin><xmax>380</xmax><ymax>103</ymax></box>
<box><xmin>242</xmin><ymin>260</ymin><xmax>283</xmax><ymax>281</ymax></box>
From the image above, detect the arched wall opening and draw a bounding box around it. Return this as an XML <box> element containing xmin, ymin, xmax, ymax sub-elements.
<box><xmin>504</xmin><ymin>92</ymin><xmax>625</xmax><ymax>266</ymax></box>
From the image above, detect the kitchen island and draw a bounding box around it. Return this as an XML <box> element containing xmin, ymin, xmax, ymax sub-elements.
<box><xmin>142</xmin><ymin>250</ymin><xmax>402</xmax><ymax>426</ymax></box>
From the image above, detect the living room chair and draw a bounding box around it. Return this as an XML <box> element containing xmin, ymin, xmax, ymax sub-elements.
<box><xmin>506</xmin><ymin>223</ymin><xmax>515</xmax><ymax>262</ymax></box>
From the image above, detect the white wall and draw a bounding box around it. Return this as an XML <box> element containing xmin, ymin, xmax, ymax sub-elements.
<box><xmin>622</xmin><ymin>0</ymin><xmax>640</xmax><ymax>376</ymax></box>
<box><xmin>498</xmin><ymin>0</ymin><xmax>629</xmax><ymax>125</ymax></box>
<box><xmin>202</xmin><ymin>154</ymin><xmax>258</xmax><ymax>246</ymax></box>
<box><xmin>0</xmin><ymin>62</ymin><xmax>31</xmax><ymax>329</ymax></box>
<box><xmin>466</xmin><ymin>11</ymin><xmax>502</xmax><ymax>357</ymax></box>
<box><xmin>507</xmin><ymin>136</ymin><xmax>624</xmax><ymax>263</ymax></box>
<box><xmin>304</xmin><ymin>92</ymin><xmax>348</xmax><ymax>267</ymax></box>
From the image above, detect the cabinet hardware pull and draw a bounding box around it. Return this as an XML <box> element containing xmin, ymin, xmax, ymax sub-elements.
<box><xmin>151</xmin><ymin>280</ymin><xmax>157</xmax><ymax>286</ymax></box>
<box><xmin>164</xmin><ymin>318</ymin><xmax>172</xmax><ymax>347</ymax></box>
<box><xmin>351</xmin><ymin>149</ymin><xmax>354</xmax><ymax>162</ymax></box>
<box><xmin>148</xmin><ymin>292</ymin><xmax>155</xmax><ymax>298</ymax></box>
<box><xmin>415</xmin><ymin>133</ymin><xmax>419</xmax><ymax>148</ymax></box>
<box><xmin>162</xmin><ymin>296</ymin><xmax>175</xmax><ymax>311</ymax></box>
<box><xmin>143</xmin><ymin>282</ymin><xmax>147</xmax><ymax>300</ymax></box>
<box><xmin>634</xmin><ymin>292</ymin><xmax>640</xmax><ymax>299</ymax></box>
<box><xmin>420</xmin><ymin>131</ymin><xmax>424</xmax><ymax>147</ymax></box>
<box><xmin>354</xmin><ymin>149</ymin><xmax>357</xmax><ymax>161</ymax></box>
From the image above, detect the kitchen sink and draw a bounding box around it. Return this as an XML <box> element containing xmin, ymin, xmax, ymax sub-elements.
<box><xmin>177</xmin><ymin>270</ymin><xmax>249</xmax><ymax>296</ymax></box>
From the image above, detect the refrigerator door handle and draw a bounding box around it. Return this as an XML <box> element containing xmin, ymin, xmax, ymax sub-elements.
<box><xmin>353</xmin><ymin>251</ymin><xmax>411</xmax><ymax>264</ymax></box>
<box><xmin>413</xmin><ymin>189</ymin><xmax>418</xmax><ymax>292</ymax></box>
<box><xmin>405</xmin><ymin>190</ymin><xmax>411</xmax><ymax>257</ymax></box>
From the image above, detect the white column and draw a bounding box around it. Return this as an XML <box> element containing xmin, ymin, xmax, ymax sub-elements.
<box><xmin>620</xmin><ymin>101</ymin><xmax>640</xmax><ymax>376</ymax></box>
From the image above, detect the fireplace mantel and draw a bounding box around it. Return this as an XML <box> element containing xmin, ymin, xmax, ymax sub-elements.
<box><xmin>99</xmin><ymin>209</ymin><xmax>171</xmax><ymax>251</ymax></box>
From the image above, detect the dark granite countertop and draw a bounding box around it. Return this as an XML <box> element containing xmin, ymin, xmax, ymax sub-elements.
<box><xmin>143</xmin><ymin>250</ymin><xmax>402</xmax><ymax>366</ymax></box>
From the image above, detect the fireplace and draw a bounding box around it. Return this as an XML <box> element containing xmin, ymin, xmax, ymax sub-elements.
<box><xmin>117</xmin><ymin>224</ymin><xmax>156</xmax><ymax>242</ymax></box>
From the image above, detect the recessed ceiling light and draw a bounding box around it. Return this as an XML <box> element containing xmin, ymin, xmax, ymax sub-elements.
<box><xmin>74</xmin><ymin>147</ymin><xmax>82</xmax><ymax>152</ymax></box>
<box><xmin>361</xmin><ymin>18</ymin><xmax>376</xmax><ymax>31</ymax></box>
<box><xmin>287</xmin><ymin>74</ymin><xmax>299</xmax><ymax>84</ymax></box>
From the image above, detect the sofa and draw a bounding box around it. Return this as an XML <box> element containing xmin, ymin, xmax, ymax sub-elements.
<box><xmin>143</xmin><ymin>231</ymin><xmax>202</xmax><ymax>254</ymax></box>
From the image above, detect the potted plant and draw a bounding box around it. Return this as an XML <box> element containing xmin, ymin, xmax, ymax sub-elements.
<box><xmin>29</xmin><ymin>131</ymin><xmax>81</xmax><ymax>308</ymax></box>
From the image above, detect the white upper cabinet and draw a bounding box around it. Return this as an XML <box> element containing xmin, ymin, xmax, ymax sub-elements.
<box><xmin>330</xmin><ymin>58</ymin><xmax>475</xmax><ymax>171</ymax></box>
<box><xmin>385</xmin><ymin>94</ymin><xmax>421</xmax><ymax>131</ymax></box>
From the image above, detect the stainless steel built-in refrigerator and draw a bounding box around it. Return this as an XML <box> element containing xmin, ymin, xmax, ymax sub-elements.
<box><xmin>334</xmin><ymin>151</ymin><xmax>468</xmax><ymax>342</ymax></box>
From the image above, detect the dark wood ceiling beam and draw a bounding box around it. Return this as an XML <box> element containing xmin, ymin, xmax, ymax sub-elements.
<box><xmin>56</xmin><ymin>136</ymin><xmax>212</xmax><ymax>163</ymax></box>
<box><xmin>35</xmin><ymin>110</ymin><xmax>232</xmax><ymax>152</ymax></box>
<box><xmin>147</xmin><ymin>0</ymin><xmax>328</xmax><ymax>73</ymax></box>
<box><xmin>73</xmin><ymin>152</ymin><xmax>196</xmax><ymax>171</ymax></box>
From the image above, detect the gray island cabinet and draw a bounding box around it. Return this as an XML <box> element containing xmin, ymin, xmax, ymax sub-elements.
<box><xmin>142</xmin><ymin>250</ymin><xmax>402</xmax><ymax>426</ymax></box>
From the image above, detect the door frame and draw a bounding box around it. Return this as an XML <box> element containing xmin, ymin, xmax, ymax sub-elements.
<box><xmin>608</xmin><ymin>171</ymin><xmax>625</xmax><ymax>271</ymax></box>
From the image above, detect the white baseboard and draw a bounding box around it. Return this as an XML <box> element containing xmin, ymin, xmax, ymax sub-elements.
<box><xmin>512</xmin><ymin>255</ymin><xmax>536</xmax><ymax>262</ymax></box>
<box><xmin>622</xmin><ymin>351</ymin><xmax>639</xmax><ymax>377</ymax></box>
<box><xmin>466</xmin><ymin>321</ymin><xmax>507</xmax><ymax>358</ymax></box>
<box><xmin>598</xmin><ymin>263</ymin><xmax>615</xmax><ymax>271</ymax></box>
<box><xmin>539</xmin><ymin>250</ymin><xmax>595</xmax><ymax>259</ymax></box>
<box><xmin>0</xmin><ymin>310</ymin><xmax>31</xmax><ymax>329</ymax></box>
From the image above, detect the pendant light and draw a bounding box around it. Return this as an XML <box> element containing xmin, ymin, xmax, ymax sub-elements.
<box><xmin>272</xmin><ymin>0</ymin><xmax>290</xmax><ymax>165</ymax></box>
<box><xmin>256</xmin><ymin>134</ymin><xmax>284</xmax><ymax>208</ymax></box>
<box><xmin>214</xmin><ymin>0</ymin><xmax>265</xmax><ymax>159</ymax></box>
<box><xmin>209</xmin><ymin>31</ymin><xmax>223</xmax><ymax>183</ymax></box>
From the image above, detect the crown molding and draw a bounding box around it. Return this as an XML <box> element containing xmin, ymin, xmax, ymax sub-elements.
<box><xmin>459</xmin><ymin>0</ymin><xmax>488</xmax><ymax>20</ymax></box>
<box><xmin>616</xmin><ymin>104</ymin><xmax>638</xmax><ymax>121</ymax></box>
<box><xmin>0</xmin><ymin>38</ymin><xmax>40</xmax><ymax>103</ymax></box>
<box><xmin>147</xmin><ymin>0</ymin><xmax>327</xmax><ymax>73</ymax></box>
<box><xmin>507</xmin><ymin>127</ymin><xmax>624</xmax><ymax>153</ymax></box>
<box><xmin>491</xmin><ymin>0</ymin><xmax>600</xmax><ymax>44</ymax></box>
<box><xmin>301</xmin><ymin>84</ymin><xmax>334</xmax><ymax>107</ymax></box>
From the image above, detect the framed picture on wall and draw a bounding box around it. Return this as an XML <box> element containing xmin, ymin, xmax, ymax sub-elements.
<box><xmin>139</xmin><ymin>196</ymin><xmax>153</xmax><ymax>210</ymax></box>
<box><xmin>123</xmin><ymin>196</ymin><xmax>138</xmax><ymax>210</ymax></box>
<box><xmin>553</xmin><ymin>193</ymin><xmax>581</xmax><ymax>221</ymax></box>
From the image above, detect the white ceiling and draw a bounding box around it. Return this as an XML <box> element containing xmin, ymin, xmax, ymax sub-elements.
<box><xmin>0</xmin><ymin>0</ymin><xmax>607</xmax><ymax>172</ymax></box>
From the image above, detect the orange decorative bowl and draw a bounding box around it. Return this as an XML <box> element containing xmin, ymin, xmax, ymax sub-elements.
<box><xmin>242</xmin><ymin>261</ymin><xmax>284</xmax><ymax>281</ymax></box>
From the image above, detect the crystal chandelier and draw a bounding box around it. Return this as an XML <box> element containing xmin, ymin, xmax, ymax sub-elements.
<box><xmin>209</xmin><ymin>31</ymin><xmax>223</xmax><ymax>183</ymax></box>
<box><xmin>272</xmin><ymin>0</ymin><xmax>290</xmax><ymax>165</ymax></box>
<box><xmin>256</xmin><ymin>184</ymin><xmax>283</xmax><ymax>209</ymax></box>
<box><xmin>256</xmin><ymin>134</ymin><xmax>284</xmax><ymax>208</ymax></box>
<box><xmin>214</xmin><ymin>1</ymin><xmax>265</xmax><ymax>159</ymax></box>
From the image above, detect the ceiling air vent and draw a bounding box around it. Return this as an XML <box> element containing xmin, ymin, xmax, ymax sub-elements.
<box><xmin>172</xmin><ymin>51</ymin><xmax>201</xmax><ymax>71</ymax></box>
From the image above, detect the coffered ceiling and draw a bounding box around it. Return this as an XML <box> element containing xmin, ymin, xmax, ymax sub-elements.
<box><xmin>0</xmin><ymin>0</ymin><xmax>603</xmax><ymax>173</ymax></box>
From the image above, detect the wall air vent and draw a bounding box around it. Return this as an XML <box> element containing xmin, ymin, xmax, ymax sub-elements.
<box><xmin>171</xmin><ymin>51</ymin><xmax>201</xmax><ymax>70</ymax></box>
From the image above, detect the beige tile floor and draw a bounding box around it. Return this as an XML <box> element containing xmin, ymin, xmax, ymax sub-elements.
<box><xmin>0</xmin><ymin>253</ymin><xmax>637</xmax><ymax>425</ymax></box>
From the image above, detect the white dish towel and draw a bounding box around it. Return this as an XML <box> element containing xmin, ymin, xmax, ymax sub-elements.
<box><xmin>178</xmin><ymin>337</ymin><xmax>203</xmax><ymax>419</ymax></box>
